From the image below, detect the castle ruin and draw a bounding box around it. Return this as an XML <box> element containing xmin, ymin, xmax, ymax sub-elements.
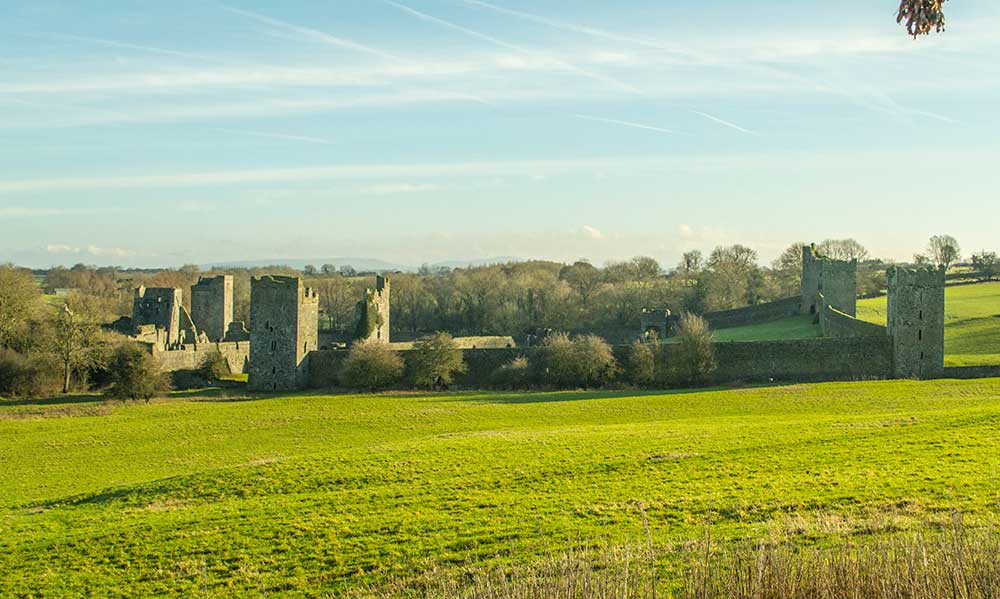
<box><xmin>801</xmin><ymin>244</ymin><xmax>858</xmax><ymax>317</ymax></box>
<box><xmin>354</xmin><ymin>275</ymin><xmax>390</xmax><ymax>343</ymax></box>
<box><xmin>888</xmin><ymin>266</ymin><xmax>946</xmax><ymax>379</ymax></box>
<box><xmin>191</xmin><ymin>275</ymin><xmax>233</xmax><ymax>342</ymax></box>
<box><xmin>248</xmin><ymin>276</ymin><xmax>319</xmax><ymax>391</ymax></box>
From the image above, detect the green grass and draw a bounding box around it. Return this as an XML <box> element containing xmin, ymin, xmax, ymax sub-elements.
<box><xmin>709</xmin><ymin>314</ymin><xmax>821</xmax><ymax>342</ymax></box>
<box><xmin>3</xmin><ymin>380</ymin><xmax>1000</xmax><ymax>596</ymax></box>
<box><xmin>858</xmin><ymin>282</ymin><xmax>1000</xmax><ymax>367</ymax></box>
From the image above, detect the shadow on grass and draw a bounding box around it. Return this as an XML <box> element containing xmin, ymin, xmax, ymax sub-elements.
<box><xmin>434</xmin><ymin>386</ymin><xmax>737</xmax><ymax>405</ymax></box>
<box><xmin>0</xmin><ymin>393</ymin><xmax>107</xmax><ymax>408</ymax></box>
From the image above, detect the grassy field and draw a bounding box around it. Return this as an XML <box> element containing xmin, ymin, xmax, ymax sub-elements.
<box><xmin>710</xmin><ymin>314</ymin><xmax>820</xmax><ymax>342</ymax></box>
<box><xmin>858</xmin><ymin>282</ymin><xmax>1000</xmax><ymax>366</ymax></box>
<box><xmin>3</xmin><ymin>379</ymin><xmax>1000</xmax><ymax>597</ymax></box>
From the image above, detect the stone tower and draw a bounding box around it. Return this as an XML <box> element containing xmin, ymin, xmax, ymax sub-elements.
<box><xmin>801</xmin><ymin>245</ymin><xmax>858</xmax><ymax>317</ymax></box>
<box><xmin>354</xmin><ymin>275</ymin><xmax>390</xmax><ymax>343</ymax></box>
<box><xmin>887</xmin><ymin>266</ymin><xmax>945</xmax><ymax>379</ymax></box>
<box><xmin>132</xmin><ymin>287</ymin><xmax>182</xmax><ymax>346</ymax></box>
<box><xmin>248</xmin><ymin>276</ymin><xmax>319</xmax><ymax>391</ymax></box>
<box><xmin>191</xmin><ymin>275</ymin><xmax>233</xmax><ymax>342</ymax></box>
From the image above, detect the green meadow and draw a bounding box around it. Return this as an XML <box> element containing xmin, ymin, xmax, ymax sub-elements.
<box><xmin>858</xmin><ymin>282</ymin><xmax>1000</xmax><ymax>366</ymax></box>
<box><xmin>3</xmin><ymin>378</ymin><xmax>1000</xmax><ymax>597</ymax></box>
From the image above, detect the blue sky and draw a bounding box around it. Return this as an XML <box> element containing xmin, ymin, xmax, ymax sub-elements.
<box><xmin>1</xmin><ymin>0</ymin><xmax>998</xmax><ymax>268</ymax></box>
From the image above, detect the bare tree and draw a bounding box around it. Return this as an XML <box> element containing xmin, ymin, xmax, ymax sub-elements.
<box><xmin>927</xmin><ymin>235</ymin><xmax>961</xmax><ymax>269</ymax></box>
<box><xmin>817</xmin><ymin>239</ymin><xmax>869</xmax><ymax>262</ymax></box>
<box><xmin>48</xmin><ymin>293</ymin><xmax>108</xmax><ymax>393</ymax></box>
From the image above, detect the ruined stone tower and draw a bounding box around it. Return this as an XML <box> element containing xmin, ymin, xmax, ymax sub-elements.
<box><xmin>132</xmin><ymin>287</ymin><xmax>182</xmax><ymax>347</ymax></box>
<box><xmin>887</xmin><ymin>266</ymin><xmax>945</xmax><ymax>379</ymax></box>
<box><xmin>354</xmin><ymin>275</ymin><xmax>390</xmax><ymax>343</ymax></box>
<box><xmin>801</xmin><ymin>245</ymin><xmax>858</xmax><ymax>317</ymax></box>
<box><xmin>248</xmin><ymin>276</ymin><xmax>319</xmax><ymax>391</ymax></box>
<box><xmin>191</xmin><ymin>275</ymin><xmax>233</xmax><ymax>342</ymax></box>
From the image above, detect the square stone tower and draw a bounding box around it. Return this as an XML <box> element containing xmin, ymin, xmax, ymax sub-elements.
<box><xmin>132</xmin><ymin>287</ymin><xmax>182</xmax><ymax>346</ymax></box>
<box><xmin>248</xmin><ymin>276</ymin><xmax>319</xmax><ymax>391</ymax></box>
<box><xmin>354</xmin><ymin>275</ymin><xmax>390</xmax><ymax>343</ymax></box>
<box><xmin>801</xmin><ymin>245</ymin><xmax>858</xmax><ymax>317</ymax></box>
<box><xmin>190</xmin><ymin>275</ymin><xmax>233</xmax><ymax>342</ymax></box>
<box><xmin>887</xmin><ymin>266</ymin><xmax>945</xmax><ymax>379</ymax></box>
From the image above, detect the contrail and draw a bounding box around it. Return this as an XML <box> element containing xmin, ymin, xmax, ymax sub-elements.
<box><xmin>381</xmin><ymin>0</ymin><xmax>641</xmax><ymax>94</ymax></box>
<box><xmin>573</xmin><ymin>114</ymin><xmax>673</xmax><ymax>135</ymax></box>
<box><xmin>212</xmin><ymin>128</ymin><xmax>336</xmax><ymax>145</ymax></box>
<box><xmin>221</xmin><ymin>4</ymin><xmax>403</xmax><ymax>62</ymax></box>
<box><xmin>690</xmin><ymin>110</ymin><xmax>754</xmax><ymax>134</ymax></box>
<box><xmin>34</xmin><ymin>33</ymin><xmax>226</xmax><ymax>64</ymax></box>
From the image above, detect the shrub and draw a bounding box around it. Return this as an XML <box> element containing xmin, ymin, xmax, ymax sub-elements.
<box><xmin>410</xmin><ymin>332</ymin><xmax>467</xmax><ymax>388</ymax></box>
<box><xmin>669</xmin><ymin>313</ymin><xmax>716</xmax><ymax>387</ymax></box>
<box><xmin>341</xmin><ymin>340</ymin><xmax>404</xmax><ymax>390</ymax></box>
<box><xmin>200</xmin><ymin>352</ymin><xmax>231</xmax><ymax>382</ymax></box>
<box><xmin>625</xmin><ymin>340</ymin><xmax>656</xmax><ymax>386</ymax></box>
<box><xmin>0</xmin><ymin>349</ymin><xmax>61</xmax><ymax>399</ymax></box>
<box><xmin>492</xmin><ymin>356</ymin><xmax>531</xmax><ymax>390</ymax></box>
<box><xmin>539</xmin><ymin>332</ymin><xmax>619</xmax><ymax>389</ymax></box>
<box><xmin>105</xmin><ymin>344</ymin><xmax>169</xmax><ymax>403</ymax></box>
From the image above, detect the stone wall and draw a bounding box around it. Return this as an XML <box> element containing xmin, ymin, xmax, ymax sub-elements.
<box><xmin>678</xmin><ymin>296</ymin><xmax>801</xmax><ymax>331</ymax></box>
<box><xmin>152</xmin><ymin>341</ymin><xmax>250</xmax><ymax>374</ymax></box>
<box><xmin>132</xmin><ymin>287</ymin><xmax>181</xmax><ymax>347</ymax></box>
<box><xmin>355</xmin><ymin>276</ymin><xmax>390</xmax><ymax>343</ymax></box>
<box><xmin>190</xmin><ymin>275</ymin><xmax>233</xmax><ymax>342</ymax></box>
<box><xmin>888</xmin><ymin>266</ymin><xmax>946</xmax><ymax>379</ymax></box>
<box><xmin>819</xmin><ymin>296</ymin><xmax>888</xmax><ymax>339</ymax></box>
<box><xmin>800</xmin><ymin>245</ymin><xmax>857</xmax><ymax>317</ymax></box>
<box><xmin>248</xmin><ymin>276</ymin><xmax>319</xmax><ymax>391</ymax></box>
<box><xmin>307</xmin><ymin>335</ymin><xmax>894</xmax><ymax>389</ymax></box>
<box><xmin>942</xmin><ymin>365</ymin><xmax>1000</xmax><ymax>379</ymax></box>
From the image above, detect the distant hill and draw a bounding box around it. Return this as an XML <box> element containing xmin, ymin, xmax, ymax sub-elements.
<box><xmin>204</xmin><ymin>256</ymin><xmax>524</xmax><ymax>273</ymax></box>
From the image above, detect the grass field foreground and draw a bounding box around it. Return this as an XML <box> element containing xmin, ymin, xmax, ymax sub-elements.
<box><xmin>3</xmin><ymin>379</ymin><xmax>1000</xmax><ymax>596</ymax></box>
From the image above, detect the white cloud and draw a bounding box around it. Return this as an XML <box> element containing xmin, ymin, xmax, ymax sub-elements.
<box><xmin>581</xmin><ymin>225</ymin><xmax>604</xmax><ymax>240</ymax></box>
<box><xmin>360</xmin><ymin>183</ymin><xmax>440</xmax><ymax>195</ymax></box>
<box><xmin>86</xmin><ymin>246</ymin><xmax>136</xmax><ymax>258</ymax></box>
<box><xmin>0</xmin><ymin>207</ymin><xmax>65</xmax><ymax>218</ymax></box>
<box><xmin>47</xmin><ymin>244</ymin><xmax>80</xmax><ymax>254</ymax></box>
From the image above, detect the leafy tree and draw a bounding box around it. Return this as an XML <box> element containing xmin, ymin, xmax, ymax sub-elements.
<box><xmin>200</xmin><ymin>352</ymin><xmax>231</xmax><ymax>382</ymax></box>
<box><xmin>303</xmin><ymin>264</ymin><xmax>318</xmax><ymax>276</ymax></box>
<box><xmin>972</xmin><ymin>251</ymin><xmax>998</xmax><ymax>282</ymax></box>
<box><xmin>704</xmin><ymin>245</ymin><xmax>761</xmax><ymax>311</ymax></box>
<box><xmin>410</xmin><ymin>332</ymin><xmax>467</xmax><ymax>388</ymax></box>
<box><xmin>625</xmin><ymin>340</ymin><xmax>656</xmax><ymax>386</ymax></box>
<box><xmin>340</xmin><ymin>340</ymin><xmax>404</xmax><ymax>390</ymax></box>
<box><xmin>927</xmin><ymin>235</ymin><xmax>961</xmax><ymax>269</ymax></box>
<box><xmin>492</xmin><ymin>356</ymin><xmax>531</xmax><ymax>390</ymax></box>
<box><xmin>539</xmin><ymin>332</ymin><xmax>619</xmax><ymax>389</ymax></box>
<box><xmin>0</xmin><ymin>349</ymin><xmax>61</xmax><ymax>399</ymax></box>
<box><xmin>106</xmin><ymin>343</ymin><xmax>169</xmax><ymax>403</ymax></box>
<box><xmin>0</xmin><ymin>265</ymin><xmax>40</xmax><ymax>350</ymax></box>
<box><xmin>669</xmin><ymin>313</ymin><xmax>717</xmax><ymax>387</ymax></box>
<box><xmin>772</xmin><ymin>243</ymin><xmax>807</xmax><ymax>297</ymax></box>
<box><xmin>559</xmin><ymin>261</ymin><xmax>603</xmax><ymax>305</ymax></box>
<box><xmin>321</xmin><ymin>264</ymin><xmax>337</xmax><ymax>276</ymax></box>
<box><xmin>340</xmin><ymin>265</ymin><xmax>357</xmax><ymax>277</ymax></box>
<box><xmin>898</xmin><ymin>0</ymin><xmax>947</xmax><ymax>37</ymax></box>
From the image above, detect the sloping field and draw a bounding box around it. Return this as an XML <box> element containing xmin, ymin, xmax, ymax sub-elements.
<box><xmin>710</xmin><ymin>314</ymin><xmax>821</xmax><ymax>342</ymax></box>
<box><xmin>858</xmin><ymin>282</ymin><xmax>1000</xmax><ymax>366</ymax></box>
<box><xmin>3</xmin><ymin>379</ymin><xmax>1000</xmax><ymax>597</ymax></box>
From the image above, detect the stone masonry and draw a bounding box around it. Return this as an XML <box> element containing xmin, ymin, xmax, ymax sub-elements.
<box><xmin>132</xmin><ymin>286</ymin><xmax>182</xmax><ymax>347</ymax></box>
<box><xmin>248</xmin><ymin>276</ymin><xmax>319</xmax><ymax>391</ymax></box>
<box><xmin>801</xmin><ymin>244</ymin><xmax>858</xmax><ymax>317</ymax></box>
<box><xmin>190</xmin><ymin>275</ymin><xmax>233</xmax><ymax>342</ymax></box>
<box><xmin>887</xmin><ymin>266</ymin><xmax>946</xmax><ymax>379</ymax></box>
<box><xmin>354</xmin><ymin>275</ymin><xmax>390</xmax><ymax>343</ymax></box>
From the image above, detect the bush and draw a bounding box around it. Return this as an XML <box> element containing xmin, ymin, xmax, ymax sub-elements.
<box><xmin>669</xmin><ymin>313</ymin><xmax>716</xmax><ymax>386</ymax></box>
<box><xmin>625</xmin><ymin>340</ymin><xmax>656</xmax><ymax>386</ymax></box>
<box><xmin>492</xmin><ymin>356</ymin><xmax>531</xmax><ymax>390</ymax></box>
<box><xmin>200</xmin><ymin>352</ymin><xmax>231</xmax><ymax>382</ymax></box>
<box><xmin>105</xmin><ymin>344</ymin><xmax>169</xmax><ymax>403</ymax></box>
<box><xmin>410</xmin><ymin>332</ymin><xmax>467</xmax><ymax>388</ymax></box>
<box><xmin>539</xmin><ymin>332</ymin><xmax>619</xmax><ymax>389</ymax></box>
<box><xmin>341</xmin><ymin>340</ymin><xmax>404</xmax><ymax>390</ymax></box>
<box><xmin>0</xmin><ymin>349</ymin><xmax>61</xmax><ymax>399</ymax></box>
